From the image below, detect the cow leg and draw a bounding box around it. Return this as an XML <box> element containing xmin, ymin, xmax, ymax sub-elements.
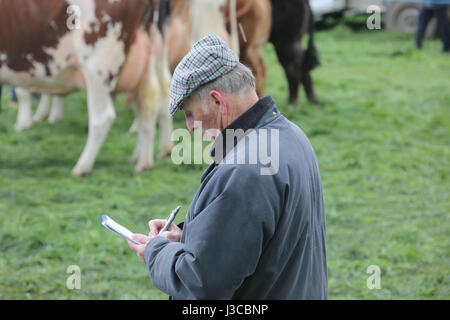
<box><xmin>272</xmin><ymin>40</ymin><xmax>303</xmax><ymax>105</ymax></box>
<box><xmin>258</xmin><ymin>54</ymin><xmax>268</xmax><ymax>98</ymax></box>
<box><xmin>302</xmin><ymin>71</ymin><xmax>319</xmax><ymax>105</ymax></box>
<box><xmin>14</xmin><ymin>88</ymin><xmax>33</xmax><ymax>131</ymax></box>
<box><xmin>127</xmin><ymin>99</ymin><xmax>139</xmax><ymax>134</ymax></box>
<box><xmin>157</xmin><ymin>101</ymin><xmax>173</xmax><ymax>160</ymax></box>
<box><xmin>156</xmin><ymin>52</ymin><xmax>173</xmax><ymax>161</ymax></box>
<box><xmin>133</xmin><ymin>55</ymin><xmax>161</xmax><ymax>175</ymax></box>
<box><xmin>32</xmin><ymin>94</ymin><xmax>51</xmax><ymax>123</ymax></box>
<box><xmin>72</xmin><ymin>80</ymin><xmax>116</xmax><ymax>177</ymax></box>
<box><xmin>134</xmin><ymin>102</ymin><xmax>158</xmax><ymax>174</ymax></box>
<box><xmin>287</xmin><ymin>73</ymin><xmax>300</xmax><ymax>106</ymax></box>
<box><xmin>0</xmin><ymin>85</ymin><xmax>2</xmax><ymax>113</ymax></box>
<box><xmin>128</xmin><ymin>101</ymin><xmax>140</xmax><ymax>163</ymax></box>
<box><xmin>253</xmin><ymin>54</ymin><xmax>266</xmax><ymax>98</ymax></box>
<box><xmin>240</xmin><ymin>45</ymin><xmax>265</xmax><ymax>98</ymax></box>
<box><xmin>128</xmin><ymin>118</ymin><xmax>138</xmax><ymax>134</ymax></box>
<box><xmin>48</xmin><ymin>96</ymin><xmax>64</xmax><ymax>123</ymax></box>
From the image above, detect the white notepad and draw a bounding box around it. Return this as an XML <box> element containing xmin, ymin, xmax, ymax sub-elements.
<box><xmin>101</xmin><ymin>215</ymin><xmax>140</xmax><ymax>244</ymax></box>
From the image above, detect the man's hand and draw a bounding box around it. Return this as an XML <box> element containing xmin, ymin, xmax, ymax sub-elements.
<box><xmin>127</xmin><ymin>220</ymin><xmax>182</xmax><ymax>263</ymax></box>
<box><xmin>148</xmin><ymin>219</ymin><xmax>182</xmax><ymax>242</ymax></box>
<box><xmin>127</xmin><ymin>234</ymin><xmax>151</xmax><ymax>263</ymax></box>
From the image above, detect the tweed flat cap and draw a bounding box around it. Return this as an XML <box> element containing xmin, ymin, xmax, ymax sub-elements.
<box><xmin>168</xmin><ymin>34</ymin><xmax>239</xmax><ymax>116</ymax></box>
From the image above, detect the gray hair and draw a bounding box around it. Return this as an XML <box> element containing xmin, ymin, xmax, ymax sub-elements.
<box><xmin>192</xmin><ymin>62</ymin><xmax>256</xmax><ymax>101</ymax></box>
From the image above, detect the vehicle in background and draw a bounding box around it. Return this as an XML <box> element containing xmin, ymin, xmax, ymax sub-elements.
<box><xmin>309</xmin><ymin>0</ymin><xmax>449</xmax><ymax>36</ymax></box>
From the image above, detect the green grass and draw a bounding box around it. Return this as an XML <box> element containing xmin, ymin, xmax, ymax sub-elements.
<box><xmin>1</xmin><ymin>24</ymin><xmax>449</xmax><ymax>299</ymax></box>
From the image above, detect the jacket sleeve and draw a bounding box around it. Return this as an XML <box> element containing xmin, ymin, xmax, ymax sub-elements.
<box><xmin>144</xmin><ymin>166</ymin><xmax>280</xmax><ymax>299</ymax></box>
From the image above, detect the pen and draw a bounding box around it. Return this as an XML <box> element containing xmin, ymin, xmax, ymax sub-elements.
<box><xmin>159</xmin><ymin>206</ymin><xmax>181</xmax><ymax>234</ymax></box>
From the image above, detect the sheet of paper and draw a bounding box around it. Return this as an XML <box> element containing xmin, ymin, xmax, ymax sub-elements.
<box><xmin>101</xmin><ymin>215</ymin><xmax>140</xmax><ymax>244</ymax></box>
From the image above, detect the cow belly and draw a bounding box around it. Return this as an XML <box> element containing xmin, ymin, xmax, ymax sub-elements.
<box><xmin>115</xmin><ymin>29</ymin><xmax>152</xmax><ymax>93</ymax></box>
<box><xmin>0</xmin><ymin>31</ymin><xmax>82</xmax><ymax>94</ymax></box>
<box><xmin>168</xmin><ymin>17</ymin><xmax>191</xmax><ymax>73</ymax></box>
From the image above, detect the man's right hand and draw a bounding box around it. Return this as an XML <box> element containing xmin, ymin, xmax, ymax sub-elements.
<box><xmin>148</xmin><ymin>219</ymin><xmax>182</xmax><ymax>242</ymax></box>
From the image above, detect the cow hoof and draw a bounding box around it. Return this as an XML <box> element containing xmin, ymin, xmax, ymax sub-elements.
<box><xmin>32</xmin><ymin>114</ymin><xmax>47</xmax><ymax>123</ymax></box>
<box><xmin>134</xmin><ymin>162</ymin><xmax>154</xmax><ymax>175</ymax></box>
<box><xmin>309</xmin><ymin>97</ymin><xmax>321</xmax><ymax>105</ymax></box>
<box><xmin>72</xmin><ymin>165</ymin><xmax>92</xmax><ymax>177</ymax></box>
<box><xmin>14</xmin><ymin>122</ymin><xmax>32</xmax><ymax>132</ymax></box>
<box><xmin>157</xmin><ymin>149</ymin><xmax>172</xmax><ymax>161</ymax></box>
<box><xmin>128</xmin><ymin>154</ymin><xmax>138</xmax><ymax>164</ymax></box>
<box><xmin>288</xmin><ymin>98</ymin><xmax>299</xmax><ymax>106</ymax></box>
<box><xmin>48</xmin><ymin>115</ymin><xmax>63</xmax><ymax>124</ymax></box>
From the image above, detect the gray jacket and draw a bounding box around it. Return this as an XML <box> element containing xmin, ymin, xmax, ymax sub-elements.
<box><xmin>144</xmin><ymin>96</ymin><xmax>328</xmax><ymax>299</ymax></box>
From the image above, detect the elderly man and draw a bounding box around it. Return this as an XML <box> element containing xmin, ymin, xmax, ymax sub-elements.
<box><xmin>128</xmin><ymin>35</ymin><xmax>328</xmax><ymax>299</ymax></box>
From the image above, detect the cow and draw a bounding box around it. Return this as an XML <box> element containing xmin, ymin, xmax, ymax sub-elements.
<box><xmin>32</xmin><ymin>94</ymin><xmax>65</xmax><ymax>124</ymax></box>
<box><xmin>7</xmin><ymin>88</ymin><xmax>64</xmax><ymax>129</ymax></box>
<box><xmin>222</xmin><ymin>0</ymin><xmax>272</xmax><ymax>98</ymax></box>
<box><xmin>0</xmin><ymin>0</ymin><xmax>173</xmax><ymax>176</ymax></box>
<box><xmin>269</xmin><ymin>0</ymin><xmax>320</xmax><ymax>105</ymax></box>
<box><xmin>164</xmin><ymin>0</ymin><xmax>269</xmax><ymax>97</ymax></box>
<box><xmin>128</xmin><ymin>0</ymin><xmax>240</xmax><ymax>134</ymax></box>
<box><xmin>167</xmin><ymin>0</ymin><xmax>239</xmax><ymax>74</ymax></box>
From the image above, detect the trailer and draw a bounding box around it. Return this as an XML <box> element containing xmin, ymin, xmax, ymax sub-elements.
<box><xmin>309</xmin><ymin>0</ymin><xmax>449</xmax><ymax>36</ymax></box>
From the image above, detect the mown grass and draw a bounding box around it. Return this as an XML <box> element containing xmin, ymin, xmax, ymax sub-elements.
<box><xmin>0</xmin><ymin>23</ymin><xmax>449</xmax><ymax>299</ymax></box>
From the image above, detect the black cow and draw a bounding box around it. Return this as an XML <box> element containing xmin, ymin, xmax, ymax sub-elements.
<box><xmin>270</xmin><ymin>0</ymin><xmax>320</xmax><ymax>105</ymax></box>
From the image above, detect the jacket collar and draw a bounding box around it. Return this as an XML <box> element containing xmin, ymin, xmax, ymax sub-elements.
<box><xmin>211</xmin><ymin>95</ymin><xmax>275</xmax><ymax>164</ymax></box>
<box><xmin>201</xmin><ymin>95</ymin><xmax>275</xmax><ymax>181</ymax></box>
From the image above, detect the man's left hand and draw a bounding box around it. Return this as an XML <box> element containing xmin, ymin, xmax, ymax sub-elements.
<box><xmin>127</xmin><ymin>233</ymin><xmax>152</xmax><ymax>263</ymax></box>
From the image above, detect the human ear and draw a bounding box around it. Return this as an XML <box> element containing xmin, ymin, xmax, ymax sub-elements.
<box><xmin>210</xmin><ymin>90</ymin><xmax>227</xmax><ymax>114</ymax></box>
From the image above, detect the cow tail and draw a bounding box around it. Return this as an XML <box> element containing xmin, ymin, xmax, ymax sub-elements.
<box><xmin>303</xmin><ymin>1</ymin><xmax>320</xmax><ymax>72</ymax></box>
<box><xmin>157</xmin><ymin>0</ymin><xmax>172</xmax><ymax>99</ymax></box>
<box><xmin>143</xmin><ymin>0</ymin><xmax>155</xmax><ymax>29</ymax></box>
<box><xmin>157</xmin><ymin>0</ymin><xmax>171</xmax><ymax>34</ymax></box>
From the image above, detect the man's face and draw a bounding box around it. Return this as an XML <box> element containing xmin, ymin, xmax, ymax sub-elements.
<box><xmin>181</xmin><ymin>94</ymin><xmax>221</xmax><ymax>138</ymax></box>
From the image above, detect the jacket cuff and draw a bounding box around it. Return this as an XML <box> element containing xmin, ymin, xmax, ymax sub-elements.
<box><xmin>144</xmin><ymin>236</ymin><xmax>171</xmax><ymax>266</ymax></box>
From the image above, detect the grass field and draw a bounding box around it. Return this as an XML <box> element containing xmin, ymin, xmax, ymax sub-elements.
<box><xmin>0</xmin><ymin>23</ymin><xmax>449</xmax><ymax>300</ymax></box>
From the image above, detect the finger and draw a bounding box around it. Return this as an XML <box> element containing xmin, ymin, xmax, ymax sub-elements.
<box><xmin>132</xmin><ymin>233</ymin><xmax>150</xmax><ymax>244</ymax></box>
<box><xmin>148</xmin><ymin>219</ymin><xmax>166</xmax><ymax>230</ymax></box>
<box><xmin>127</xmin><ymin>239</ymin><xmax>139</xmax><ymax>251</ymax></box>
<box><xmin>159</xmin><ymin>231</ymin><xmax>172</xmax><ymax>240</ymax></box>
<box><xmin>159</xmin><ymin>229</ymin><xmax>180</xmax><ymax>242</ymax></box>
<box><xmin>148</xmin><ymin>219</ymin><xmax>167</xmax><ymax>237</ymax></box>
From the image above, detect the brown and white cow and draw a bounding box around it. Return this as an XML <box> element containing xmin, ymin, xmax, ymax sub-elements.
<box><xmin>33</xmin><ymin>93</ymin><xmax>65</xmax><ymax>124</ymax></box>
<box><xmin>167</xmin><ymin>0</ymin><xmax>272</xmax><ymax>98</ymax></box>
<box><xmin>13</xmin><ymin>89</ymin><xmax>65</xmax><ymax>129</ymax></box>
<box><xmin>0</xmin><ymin>0</ymin><xmax>173</xmax><ymax>176</ymax></box>
<box><xmin>128</xmin><ymin>0</ymin><xmax>240</xmax><ymax>133</ymax></box>
<box><xmin>167</xmin><ymin>0</ymin><xmax>240</xmax><ymax>74</ymax></box>
<box><xmin>223</xmin><ymin>0</ymin><xmax>272</xmax><ymax>98</ymax></box>
<box><xmin>8</xmin><ymin>88</ymin><xmax>64</xmax><ymax>127</ymax></box>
